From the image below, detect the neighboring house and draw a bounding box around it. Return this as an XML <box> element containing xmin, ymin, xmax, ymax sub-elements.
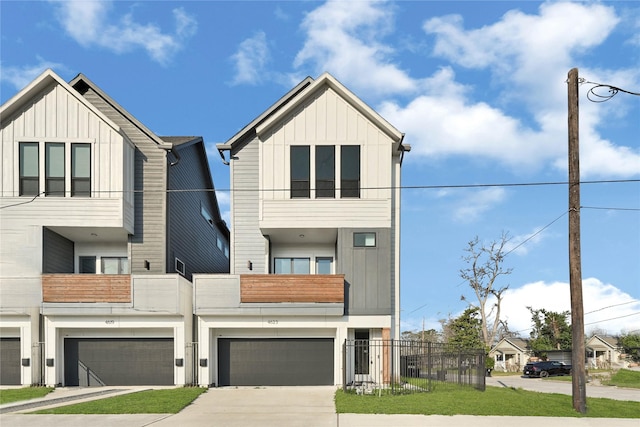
<box><xmin>0</xmin><ymin>69</ymin><xmax>229</xmax><ymax>387</ymax></box>
<box><xmin>587</xmin><ymin>335</ymin><xmax>623</xmax><ymax>369</ymax></box>
<box><xmin>489</xmin><ymin>338</ymin><xmax>532</xmax><ymax>372</ymax></box>
<box><xmin>193</xmin><ymin>73</ymin><xmax>409</xmax><ymax>387</ymax></box>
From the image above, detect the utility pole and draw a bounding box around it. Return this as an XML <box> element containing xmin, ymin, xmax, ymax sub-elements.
<box><xmin>567</xmin><ymin>68</ymin><xmax>586</xmax><ymax>414</ymax></box>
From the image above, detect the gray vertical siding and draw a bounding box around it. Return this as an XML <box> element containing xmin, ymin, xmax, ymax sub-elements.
<box><xmin>231</xmin><ymin>137</ymin><xmax>267</xmax><ymax>274</ymax></box>
<box><xmin>337</xmin><ymin>228</ymin><xmax>391</xmax><ymax>315</ymax></box>
<box><xmin>42</xmin><ymin>227</ymin><xmax>74</xmax><ymax>273</ymax></box>
<box><xmin>166</xmin><ymin>142</ymin><xmax>229</xmax><ymax>280</ymax></box>
<box><xmin>78</xmin><ymin>87</ymin><xmax>167</xmax><ymax>275</ymax></box>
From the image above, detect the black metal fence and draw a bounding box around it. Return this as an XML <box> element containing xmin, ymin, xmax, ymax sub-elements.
<box><xmin>343</xmin><ymin>340</ymin><xmax>485</xmax><ymax>394</ymax></box>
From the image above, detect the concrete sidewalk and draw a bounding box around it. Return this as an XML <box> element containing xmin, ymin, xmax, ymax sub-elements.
<box><xmin>1</xmin><ymin>384</ymin><xmax>639</xmax><ymax>427</ymax></box>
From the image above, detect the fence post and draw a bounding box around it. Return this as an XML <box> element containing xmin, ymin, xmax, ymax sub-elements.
<box><xmin>342</xmin><ymin>340</ymin><xmax>346</xmax><ymax>392</ymax></box>
<box><xmin>391</xmin><ymin>339</ymin><xmax>395</xmax><ymax>393</ymax></box>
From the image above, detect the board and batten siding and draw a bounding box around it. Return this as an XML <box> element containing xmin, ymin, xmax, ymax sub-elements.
<box><xmin>79</xmin><ymin>87</ymin><xmax>167</xmax><ymax>276</ymax></box>
<box><xmin>231</xmin><ymin>137</ymin><xmax>267</xmax><ymax>274</ymax></box>
<box><xmin>0</xmin><ymin>81</ymin><xmax>130</xmax><ymax>202</ymax></box>
<box><xmin>258</xmin><ymin>86</ymin><xmax>394</xmax><ymax>227</ymax></box>
<box><xmin>167</xmin><ymin>142</ymin><xmax>229</xmax><ymax>280</ymax></box>
<box><xmin>337</xmin><ymin>228</ymin><xmax>392</xmax><ymax>316</ymax></box>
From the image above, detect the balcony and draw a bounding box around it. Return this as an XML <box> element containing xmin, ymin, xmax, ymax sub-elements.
<box><xmin>240</xmin><ymin>274</ymin><xmax>344</xmax><ymax>303</ymax></box>
<box><xmin>41</xmin><ymin>274</ymin><xmax>192</xmax><ymax>316</ymax></box>
<box><xmin>193</xmin><ymin>274</ymin><xmax>345</xmax><ymax>316</ymax></box>
<box><xmin>42</xmin><ymin>274</ymin><xmax>131</xmax><ymax>303</ymax></box>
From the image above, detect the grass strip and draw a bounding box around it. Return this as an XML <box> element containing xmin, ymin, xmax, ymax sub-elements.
<box><xmin>32</xmin><ymin>387</ymin><xmax>206</xmax><ymax>414</ymax></box>
<box><xmin>608</xmin><ymin>369</ymin><xmax>640</xmax><ymax>389</ymax></box>
<box><xmin>335</xmin><ymin>385</ymin><xmax>640</xmax><ymax>418</ymax></box>
<box><xmin>0</xmin><ymin>387</ymin><xmax>53</xmax><ymax>405</ymax></box>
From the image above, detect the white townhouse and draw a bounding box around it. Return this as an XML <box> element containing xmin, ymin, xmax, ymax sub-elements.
<box><xmin>0</xmin><ymin>70</ymin><xmax>229</xmax><ymax>387</ymax></box>
<box><xmin>193</xmin><ymin>73</ymin><xmax>409</xmax><ymax>387</ymax></box>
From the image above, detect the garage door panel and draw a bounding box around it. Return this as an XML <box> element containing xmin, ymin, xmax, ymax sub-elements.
<box><xmin>219</xmin><ymin>338</ymin><xmax>333</xmax><ymax>386</ymax></box>
<box><xmin>64</xmin><ymin>338</ymin><xmax>173</xmax><ymax>386</ymax></box>
<box><xmin>0</xmin><ymin>338</ymin><xmax>21</xmax><ymax>385</ymax></box>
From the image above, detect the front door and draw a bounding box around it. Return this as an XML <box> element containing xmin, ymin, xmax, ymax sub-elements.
<box><xmin>354</xmin><ymin>330</ymin><xmax>369</xmax><ymax>376</ymax></box>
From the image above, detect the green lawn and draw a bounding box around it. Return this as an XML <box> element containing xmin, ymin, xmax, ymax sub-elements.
<box><xmin>0</xmin><ymin>387</ymin><xmax>54</xmax><ymax>405</ymax></box>
<box><xmin>335</xmin><ymin>385</ymin><xmax>640</xmax><ymax>418</ymax></box>
<box><xmin>32</xmin><ymin>387</ymin><xmax>206</xmax><ymax>414</ymax></box>
<box><xmin>607</xmin><ymin>369</ymin><xmax>640</xmax><ymax>389</ymax></box>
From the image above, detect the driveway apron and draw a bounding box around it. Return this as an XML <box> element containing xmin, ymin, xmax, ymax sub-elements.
<box><xmin>151</xmin><ymin>386</ymin><xmax>337</xmax><ymax>427</ymax></box>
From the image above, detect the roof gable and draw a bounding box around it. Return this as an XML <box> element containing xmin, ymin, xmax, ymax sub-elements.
<box><xmin>255</xmin><ymin>73</ymin><xmax>403</xmax><ymax>143</ymax></box>
<box><xmin>0</xmin><ymin>69</ymin><xmax>120</xmax><ymax>133</ymax></box>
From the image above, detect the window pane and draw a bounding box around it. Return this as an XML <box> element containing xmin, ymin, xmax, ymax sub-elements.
<box><xmin>316</xmin><ymin>146</ymin><xmax>335</xmax><ymax>198</ymax></box>
<box><xmin>20</xmin><ymin>143</ymin><xmax>39</xmax><ymax>177</ymax></box>
<box><xmin>292</xmin><ymin>258</ymin><xmax>310</xmax><ymax>274</ymax></box>
<box><xmin>354</xmin><ymin>232</ymin><xmax>376</xmax><ymax>247</ymax></box>
<box><xmin>46</xmin><ymin>143</ymin><xmax>65</xmax><ymax>177</ymax></box>
<box><xmin>72</xmin><ymin>144</ymin><xmax>90</xmax><ymax>178</ymax></box>
<box><xmin>102</xmin><ymin>258</ymin><xmax>119</xmax><ymax>274</ymax></box>
<box><xmin>291</xmin><ymin>146</ymin><xmax>310</xmax><ymax>198</ymax></box>
<box><xmin>274</xmin><ymin>258</ymin><xmax>291</xmax><ymax>274</ymax></box>
<box><xmin>341</xmin><ymin>145</ymin><xmax>360</xmax><ymax>198</ymax></box>
<box><xmin>79</xmin><ymin>256</ymin><xmax>96</xmax><ymax>274</ymax></box>
<box><xmin>316</xmin><ymin>258</ymin><xmax>332</xmax><ymax>274</ymax></box>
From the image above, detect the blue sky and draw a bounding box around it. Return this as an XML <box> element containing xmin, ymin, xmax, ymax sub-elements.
<box><xmin>1</xmin><ymin>0</ymin><xmax>639</xmax><ymax>337</ymax></box>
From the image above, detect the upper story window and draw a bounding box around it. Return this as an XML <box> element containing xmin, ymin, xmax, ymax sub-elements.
<box><xmin>19</xmin><ymin>142</ymin><xmax>39</xmax><ymax>196</ymax></box>
<box><xmin>354</xmin><ymin>232</ymin><xmax>376</xmax><ymax>247</ymax></box>
<box><xmin>341</xmin><ymin>145</ymin><xmax>360</xmax><ymax>198</ymax></box>
<box><xmin>18</xmin><ymin>141</ymin><xmax>91</xmax><ymax>197</ymax></box>
<box><xmin>290</xmin><ymin>144</ymin><xmax>360</xmax><ymax>199</ymax></box>
<box><xmin>315</xmin><ymin>146</ymin><xmax>335</xmax><ymax>198</ymax></box>
<box><xmin>274</xmin><ymin>257</ymin><xmax>310</xmax><ymax>274</ymax></box>
<box><xmin>71</xmin><ymin>144</ymin><xmax>91</xmax><ymax>197</ymax></box>
<box><xmin>45</xmin><ymin>143</ymin><xmax>65</xmax><ymax>196</ymax></box>
<box><xmin>290</xmin><ymin>146</ymin><xmax>310</xmax><ymax>198</ymax></box>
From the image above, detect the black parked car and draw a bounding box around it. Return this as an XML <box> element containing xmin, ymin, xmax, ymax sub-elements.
<box><xmin>523</xmin><ymin>361</ymin><xmax>572</xmax><ymax>378</ymax></box>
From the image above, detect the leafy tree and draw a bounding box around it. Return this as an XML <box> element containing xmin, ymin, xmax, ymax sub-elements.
<box><xmin>619</xmin><ymin>333</ymin><xmax>640</xmax><ymax>362</ymax></box>
<box><xmin>527</xmin><ymin>307</ymin><xmax>572</xmax><ymax>351</ymax></box>
<box><xmin>459</xmin><ymin>233</ymin><xmax>512</xmax><ymax>348</ymax></box>
<box><xmin>401</xmin><ymin>329</ymin><xmax>441</xmax><ymax>342</ymax></box>
<box><xmin>444</xmin><ymin>307</ymin><xmax>484</xmax><ymax>349</ymax></box>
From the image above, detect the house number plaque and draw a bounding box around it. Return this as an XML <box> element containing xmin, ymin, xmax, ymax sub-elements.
<box><xmin>267</xmin><ymin>319</ymin><xmax>278</xmax><ymax>325</ymax></box>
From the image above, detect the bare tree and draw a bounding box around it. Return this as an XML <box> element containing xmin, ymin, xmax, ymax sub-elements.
<box><xmin>460</xmin><ymin>232</ymin><xmax>512</xmax><ymax>348</ymax></box>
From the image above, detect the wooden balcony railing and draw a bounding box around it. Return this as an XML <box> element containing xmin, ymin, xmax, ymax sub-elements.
<box><xmin>240</xmin><ymin>274</ymin><xmax>344</xmax><ymax>303</ymax></box>
<box><xmin>42</xmin><ymin>274</ymin><xmax>131</xmax><ymax>303</ymax></box>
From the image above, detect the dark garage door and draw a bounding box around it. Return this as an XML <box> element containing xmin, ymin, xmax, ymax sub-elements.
<box><xmin>64</xmin><ymin>338</ymin><xmax>173</xmax><ymax>386</ymax></box>
<box><xmin>0</xmin><ymin>338</ymin><xmax>21</xmax><ymax>385</ymax></box>
<box><xmin>218</xmin><ymin>338</ymin><xmax>334</xmax><ymax>386</ymax></box>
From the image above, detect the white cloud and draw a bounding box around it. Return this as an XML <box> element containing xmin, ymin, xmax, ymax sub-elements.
<box><xmin>293</xmin><ymin>1</ymin><xmax>639</xmax><ymax>178</ymax></box>
<box><xmin>294</xmin><ymin>0</ymin><xmax>415</xmax><ymax>97</ymax></box>
<box><xmin>50</xmin><ymin>0</ymin><xmax>196</xmax><ymax>65</ymax></box>
<box><xmin>505</xmin><ymin>226</ymin><xmax>553</xmax><ymax>256</ymax></box>
<box><xmin>0</xmin><ymin>59</ymin><xmax>66</xmax><ymax>90</ymax></box>
<box><xmin>499</xmin><ymin>278</ymin><xmax>640</xmax><ymax>336</ymax></box>
<box><xmin>452</xmin><ymin>187</ymin><xmax>506</xmax><ymax>222</ymax></box>
<box><xmin>230</xmin><ymin>32</ymin><xmax>270</xmax><ymax>86</ymax></box>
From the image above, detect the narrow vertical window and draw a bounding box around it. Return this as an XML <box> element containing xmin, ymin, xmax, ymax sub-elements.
<box><xmin>315</xmin><ymin>145</ymin><xmax>335</xmax><ymax>198</ymax></box>
<box><xmin>19</xmin><ymin>142</ymin><xmax>39</xmax><ymax>196</ymax></box>
<box><xmin>290</xmin><ymin>146</ymin><xmax>310</xmax><ymax>198</ymax></box>
<box><xmin>341</xmin><ymin>145</ymin><xmax>360</xmax><ymax>198</ymax></box>
<box><xmin>72</xmin><ymin>143</ymin><xmax>91</xmax><ymax>197</ymax></box>
<box><xmin>45</xmin><ymin>143</ymin><xmax>65</xmax><ymax>196</ymax></box>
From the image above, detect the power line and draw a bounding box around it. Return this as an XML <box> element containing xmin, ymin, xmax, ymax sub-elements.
<box><xmin>581</xmin><ymin>206</ymin><xmax>640</xmax><ymax>212</ymax></box>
